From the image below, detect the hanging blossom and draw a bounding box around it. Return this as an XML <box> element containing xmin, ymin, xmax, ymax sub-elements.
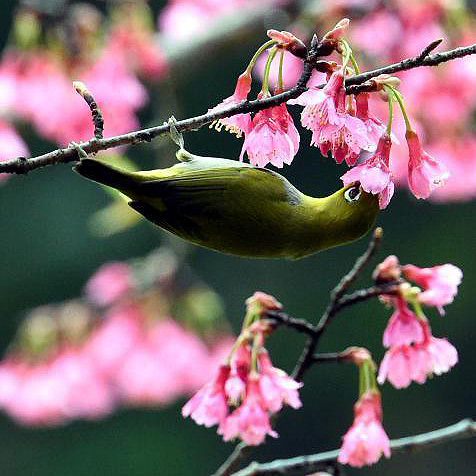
<box><xmin>355</xmin><ymin>93</ymin><xmax>386</xmax><ymax>149</ymax></box>
<box><xmin>378</xmin><ymin>310</ymin><xmax>458</xmax><ymax>389</ymax></box>
<box><xmin>289</xmin><ymin>69</ymin><xmax>375</xmax><ymax>166</ymax></box>
<box><xmin>183</xmin><ymin>292</ymin><xmax>302</xmax><ymax>446</ymax></box>
<box><xmin>406</xmin><ymin>130</ymin><xmax>450</xmax><ymax>199</ymax></box>
<box><xmin>240</xmin><ymin>96</ymin><xmax>300</xmax><ymax>168</ymax></box>
<box><xmin>208</xmin><ymin>72</ymin><xmax>252</xmax><ymax>137</ymax></box>
<box><xmin>341</xmin><ymin>133</ymin><xmax>394</xmax><ymax>209</ymax></box>
<box><xmin>338</xmin><ymin>348</ymin><xmax>390</xmax><ymax>467</ymax></box>
<box><xmin>338</xmin><ymin>391</ymin><xmax>391</xmax><ymax>467</ymax></box>
<box><xmin>402</xmin><ymin>263</ymin><xmax>462</xmax><ymax>315</ymax></box>
<box><xmin>373</xmin><ymin>257</ymin><xmax>460</xmax><ymax>389</ymax></box>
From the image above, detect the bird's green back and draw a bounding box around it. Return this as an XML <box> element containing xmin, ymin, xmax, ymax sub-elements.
<box><xmin>74</xmin><ymin>154</ymin><xmax>379</xmax><ymax>259</ymax></box>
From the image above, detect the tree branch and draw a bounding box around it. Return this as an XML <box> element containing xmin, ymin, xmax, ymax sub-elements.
<box><xmin>230</xmin><ymin>419</ymin><xmax>476</xmax><ymax>476</ymax></box>
<box><xmin>264</xmin><ymin>311</ymin><xmax>317</xmax><ymax>337</ymax></box>
<box><xmin>292</xmin><ymin>228</ymin><xmax>383</xmax><ymax>381</ymax></box>
<box><xmin>1</xmin><ymin>43</ymin><xmax>476</xmax><ymax>175</ymax></box>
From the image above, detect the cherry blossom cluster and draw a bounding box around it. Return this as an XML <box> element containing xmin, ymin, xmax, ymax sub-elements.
<box><xmin>180</xmin><ymin>252</ymin><xmax>462</xmax><ymax>467</ymax></box>
<box><xmin>0</xmin><ymin>2</ymin><xmax>167</xmax><ymax>180</ymax></box>
<box><xmin>331</xmin><ymin>253</ymin><xmax>462</xmax><ymax>468</ymax></box>
<box><xmin>374</xmin><ymin>256</ymin><xmax>462</xmax><ymax>389</ymax></box>
<box><xmin>0</xmin><ymin>248</ymin><xmax>234</xmax><ymax>426</ymax></box>
<box><xmin>183</xmin><ymin>292</ymin><xmax>302</xmax><ymax>445</ymax></box>
<box><xmin>208</xmin><ymin>19</ymin><xmax>451</xmax><ymax>209</ymax></box>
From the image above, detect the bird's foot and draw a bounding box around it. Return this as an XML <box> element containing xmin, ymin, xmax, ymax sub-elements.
<box><xmin>69</xmin><ymin>142</ymin><xmax>88</xmax><ymax>161</ymax></box>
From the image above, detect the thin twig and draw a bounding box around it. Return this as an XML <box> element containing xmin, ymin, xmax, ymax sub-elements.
<box><xmin>417</xmin><ymin>38</ymin><xmax>444</xmax><ymax>60</ymax></box>
<box><xmin>231</xmin><ymin>419</ymin><xmax>476</xmax><ymax>476</ymax></box>
<box><xmin>1</xmin><ymin>43</ymin><xmax>476</xmax><ymax>175</ymax></box>
<box><xmin>264</xmin><ymin>311</ymin><xmax>317</xmax><ymax>336</ymax></box>
<box><xmin>212</xmin><ymin>443</ymin><xmax>256</xmax><ymax>476</ymax></box>
<box><xmin>73</xmin><ymin>81</ymin><xmax>104</xmax><ymax>140</ymax></box>
<box><xmin>334</xmin><ymin>282</ymin><xmax>400</xmax><ymax>313</ymax></box>
<box><xmin>292</xmin><ymin>228</ymin><xmax>383</xmax><ymax>380</ymax></box>
<box><xmin>345</xmin><ymin>42</ymin><xmax>476</xmax><ymax>94</ymax></box>
<box><xmin>311</xmin><ymin>352</ymin><xmax>347</xmax><ymax>364</ymax></box>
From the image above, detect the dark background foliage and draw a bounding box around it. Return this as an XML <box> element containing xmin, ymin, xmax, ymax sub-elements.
<box><xmin>0</xmin><ymin>0</ymin><xmax>475</xmax><ymax>475</ymax></box>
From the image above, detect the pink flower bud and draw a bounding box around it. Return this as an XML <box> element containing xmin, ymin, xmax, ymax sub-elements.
<box><xmin>372</xmin><ymin>255</ymin><xmax>401</xmax><ymax>284</ymax></box>
<box><xmin>267</xmin><ymin>30</ymin><xmax>307</xmax><ymax>58</ymax></box>
<box><xmin>245</xmin><ymin>292</ymin><xmax>283</xmax><ymax>317</ymax></box>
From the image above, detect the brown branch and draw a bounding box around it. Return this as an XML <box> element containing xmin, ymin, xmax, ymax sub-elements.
<box><xmin>264</xmin><ymin>311</ymin><xmax>317</xmax><ymax>336</ymax></box>
<box><xmin>1</xmin><ymin>43</ymin><xmax>476</xmax><ymax>175</ymax></box>
<box><xmin>334</xmin><ymin>282</ymin><xmax>400</xmax><ymax>313</ymax></box>
<box><xmin>311</xmin><ymin>352</ymin><xmax>347</xmax><ymax>364</ymax></box>
<box><xmin>345</xmin><ymin>42</ymin><xmax>476</xmax><ymax>94</ymax></box>
<box><xmin>231</xmin><ymin>419</ymin><xmax>476</xmax><ymax>476</ymax></box>
<box><xmin>212</xmin><ymin>443</ymin><xmax>256</xmax><ymax>476</ymax></box>
<box><xmin>291</xmin><ymin>228</ymin><xmax>383</xmax><ymax>381</ymax></box>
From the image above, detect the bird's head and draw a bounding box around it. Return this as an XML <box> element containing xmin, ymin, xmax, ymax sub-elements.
<box><xmin>319</xmin><ymin>182</ymin><xmax>380</xmax><ymax>247</ymax></box>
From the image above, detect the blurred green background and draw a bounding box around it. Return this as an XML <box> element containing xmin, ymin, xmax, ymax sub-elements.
<box><xmin>0</xmin><ymin>0</ymin><xmax>475</xmax><ymax>475</ymax></box>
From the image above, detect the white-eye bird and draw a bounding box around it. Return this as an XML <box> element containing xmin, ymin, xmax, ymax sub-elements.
<box><xmin>74</xmin><ymin>149</ymin><xmax>379</xmax><ymax>259</ymax></box>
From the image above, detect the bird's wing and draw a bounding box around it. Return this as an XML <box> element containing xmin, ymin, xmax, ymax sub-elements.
<box><xmin>128</xmin><ymin>167</ymin><xmax>302</xmax><ymax>241</ymax></box>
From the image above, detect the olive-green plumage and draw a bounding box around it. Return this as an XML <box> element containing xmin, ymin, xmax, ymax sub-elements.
<box><xmin>74</xmin><ymin>149</ymin><xmax>379</xmax><ymax>259</ymax></box>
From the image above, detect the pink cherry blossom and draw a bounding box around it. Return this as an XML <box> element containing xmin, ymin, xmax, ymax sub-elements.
<box><xmin>402</xmin><ymin>264</ymin><xmax>462</xmax><ymax>315</ymax></box>
<box><xmin>341</xmin><ymin>133</ymin><xmax>394</xmax><ymax>209</ymax></box>
<box><xmin>355</xmin><ymin>93</ymin><xmax>385</xmax><ymax>150</ymax></box>
<box><xmin>257</xmin><ymin>351</ymin><xmax>302</xmax><ymax>412</ymax></box>
<box><xmin>382</xmin><ymin>298</ymin><xmax>425</xmax><ymax>348</ymax></box>
<box><xmin>85</xmin><ymin>262</ymin><xmax>134</xmax><ymax>307</ymax></box>
<box><xmin>338</xmin><ymin>392</ymin><xmax>390</xmax><ymax>467</ymax></box>
<box><xmin>182</xmin><ymin>364</ymin><xmax>230</xmax><ymax>427</ymax></box>
<box><xmin>225</xmin><ymin>343</ymin><xmax>251</xmax><ymax>404</ymax></box>
<box><xmin>378</xmin><ymin>344</ymin><xmax>429</xmax><ymax>389</ymax></box>
<box><xmin>240</xmin><ymin>101</ymin><xmax>299</xmax><ymax>167</ymax></box>
<box><xmin>426</xmin><ymin>337</ymin><xmax>458</xmax><ymax>375</ymax></box>
<box><xmin>288</xmin><ymin>70</ymin><xmax>343</xmax><ymax>138</ymax></box>
<box><xmin>218</xmin><ymin>376</ymin><xmax>277</xmax><ymax>445</ymax></box>
<box><xmin>378</xmin><ymin>319</ymin><xmax>458</xmax><ymax>389</ymax></box>
<box><xmin>289</xmin><ymin>70</ymin><xmax>373</xmax><ymax>165</ymax></box>
<box><xmin>406</xmin><ymin>130</ymin><xmax>450</xmax><ymax>199</ymax></box>
<box><xmin>208</xmin><ymin>72</ymin><xmax>252</xmax><ymax>137</ymax></box>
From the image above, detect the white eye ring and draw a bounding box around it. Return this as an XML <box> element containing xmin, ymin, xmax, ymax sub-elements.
<box><xmin>344</xmin><ymin>186</ymin><xmax>362</xmax><ymax>203</ymax></box>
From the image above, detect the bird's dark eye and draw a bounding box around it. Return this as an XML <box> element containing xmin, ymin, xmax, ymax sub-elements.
<box><xmin>344</xmin><ymin>186</ymin><xmax>361</xmax><ymax>203</ymax></box>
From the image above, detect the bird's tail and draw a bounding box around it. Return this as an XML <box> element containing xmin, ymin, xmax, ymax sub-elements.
<box><xmin>74</xmin><ymin>158</ymin><xmax>139</xmax><ymax>194</ymax></box>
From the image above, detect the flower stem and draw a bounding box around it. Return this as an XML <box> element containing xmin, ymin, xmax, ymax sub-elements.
<box><xmin>277</xmin><ymin>50</ymin><xmax>285</xmax><ymax>91</ymax></box>
<box><xmin>339</xmin><ymin>39</ymin><xmax>353</xmax><ymax>70</ymax></box>
<box><xmin>245</xmin><ymin>39</ymin><xmax>276</xmax><ymax>75</ymax></box>
<box><xmin>387</xmin><ymin>85</ymin><xmax>413</xmax><ymax>132</ymax></box>
<box><xmin>261</xmin><ymin>47</ymin><xmax>278</xmax><ymax>96</ymax></box>
<box><xmin>384</xmin><ymin>85</ymin><xmax>394</xmax><ymax>135</ymax></box>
